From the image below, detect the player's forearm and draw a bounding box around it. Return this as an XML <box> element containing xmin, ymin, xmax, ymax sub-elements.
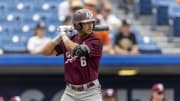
<box><xmin>41</xmin><ymin>41</ymin><xmax>56</xmax><ymax>56</ymax></box>
<box><xmin>59</xmin><ymin>31</ymin><xmax>79</xmax><ymax>53</ymax></box>
<box><xmin>63</xmin><ymin>38</ymin><xmax>79</xmax><ymax>53</ymax></box>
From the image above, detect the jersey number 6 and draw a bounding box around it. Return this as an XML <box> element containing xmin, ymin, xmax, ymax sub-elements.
<box><xmin>80</xmin><ymin>56</ymin><xmax>87</xmax><ymax>67</ymax></box>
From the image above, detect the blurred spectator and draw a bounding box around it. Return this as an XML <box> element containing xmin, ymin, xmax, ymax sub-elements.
<box><xmin>70</xmin><ymin>0</ymin><xmax>84</xmax><ymax>13</ymax></box>
<box><xmin>176</xmin><ymin>0</ymin><xmax>180</xmax><ymax>3</ymax></box>
<box><xmin>94</xmin><ymin>31</ymin><xmax>110</xmax><ymax>45</ymax></box>
<box><xmin>63</xmin><ymin>15</ymin><xmax>72</xmax><ymax>25</ymax></box>
<box><xmin>97</xmin><ymin>1</ymin><xmax>120</xmax><ymax>30</ymax></box>
<box><xmin>96</xmin><ymin>0</ymin><xmax>106</xmax><ymax>9</ymax></box>
<box><xmin>114</xmin><ymin>19</ymin><xmax>139</xmax><ymax>54</ymax></box>
<box><xmin>103</xmin><ymin>88</ymin><xmax>116</xmax><ymax>101</ymax></box>
<box><xmin>27</xmin><ymin>23</ymin><xmax>51</xmax><ymax>54</ymax></box>
<box><xmin>94</xmin><ymin>19</ymin><xmax>114</xmax><ymax>54</ymax></box>
<box><xmin>147</xmin><ymin>83</ymin><xmax>168</xmax><ymax>101</ymax></box>
<box><xmin>58</xmin><ymin>0</ymin><xmax>83</xmax><ymax>21</ymax></box>
<box><xmin>118</xmin><ymin>0</ymin><xmax>134</xmax><ymax>15</ymax></box>
<box><xmin>94</xmin><ymin>30</ymin><xmax>112</xmax><ymax>54</ymax></box>
<box><xmin>58</xmin><ymin>0</ymin><xmax>71</xmax><ymax>21</ymax></box>
<box><xmin>84</xmin><ymin>0</ymin><xmax>98</xmax><ymax>17</ymax></box>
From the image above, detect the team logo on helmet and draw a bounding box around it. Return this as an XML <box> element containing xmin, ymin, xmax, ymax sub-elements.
<box><xmin>86</xmin><ymin>11</ymin><xmax>93</xmax><ymax>19</ymax></box>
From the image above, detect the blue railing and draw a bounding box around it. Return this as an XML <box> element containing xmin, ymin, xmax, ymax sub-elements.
<box><xmin>0</xmin><ymin>54</ymin><xmax>180</xmax><ymax>66</ymax></box>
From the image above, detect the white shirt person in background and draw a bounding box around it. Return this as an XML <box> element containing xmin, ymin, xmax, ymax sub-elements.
<box><xmin>27</xmin><ymin>23</ymin><xmax>51</xmax><ymax>54</ymax></box>
<box><xmin>96</xmin><ymin>1</ymin><xmax>121</xmax><ymax>31</ymax></box>
<box><xmin>58</xmin><ymin>0</ymin><xmax>83</xmax><ymax>22</ymax></box>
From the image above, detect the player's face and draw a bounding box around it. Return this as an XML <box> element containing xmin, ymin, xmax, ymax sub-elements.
<box><xmin>81</xmin><ymin>21</ymin><xmax>94</xmax><ymax>34</ymax></box>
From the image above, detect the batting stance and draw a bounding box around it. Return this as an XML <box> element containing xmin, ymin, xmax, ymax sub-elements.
<box><xmin>41</xmin><ymin>9</ymin><xmax>103</xmax><ymax>101</ymax></box>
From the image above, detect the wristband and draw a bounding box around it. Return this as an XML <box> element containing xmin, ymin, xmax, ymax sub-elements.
<box><xmin>61</xmin><ymin>32</ymin><xmax>69</xmax><ymax>42</ymax></box>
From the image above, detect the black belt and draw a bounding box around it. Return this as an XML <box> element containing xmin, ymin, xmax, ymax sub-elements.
<box><xmin>67</xmin><ymin>82</ymin><xmax>95</xmax><ymax>91</ymax></box>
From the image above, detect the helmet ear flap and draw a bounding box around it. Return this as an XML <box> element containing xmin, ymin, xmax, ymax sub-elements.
<box><xmin>74</xmin><ymin>23</ymin><xmax>82</xmax><ymax>30</ymax></box>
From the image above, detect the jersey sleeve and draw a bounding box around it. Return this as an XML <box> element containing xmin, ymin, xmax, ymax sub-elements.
<box><xmin>84</xmin><ymin>39</ymin><xmax>103</xmax><ymax>57</ymax></box>
<box><xmin>55</xmin><ymin>40</ymin><xmax>64</xmax><ymax>56</ymax></box>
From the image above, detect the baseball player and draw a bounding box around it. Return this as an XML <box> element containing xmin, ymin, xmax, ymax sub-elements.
<box><xmin>147</xmin><ymin>83</ymin><xmax>168</xmax><ymax>101</ymax></box>
<box><xmin>41</xmin><ymin>9</ymin><xmax>103</xmax><ymax>101</ymax></box>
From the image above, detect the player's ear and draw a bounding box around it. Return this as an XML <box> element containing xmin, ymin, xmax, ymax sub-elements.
<box><xmin>79</xmin><ymin>23</ymin><xmax>83</xmax><ymax>30</ymax></box>
<box><xmin>74</xmin><ymin>23</ymin><xmax>82</xmax><ymax>30</ymax></box>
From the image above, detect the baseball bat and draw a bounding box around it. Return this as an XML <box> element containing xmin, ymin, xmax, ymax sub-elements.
<box><xmin>93</xmin><ymin>25</ymin><xmax>109</xmax><ymax>31</ymax></box>
<box><xmin>61</xmin><ymin>25</ymin><xmax>109</xmax><ymax>32</ymax></box>
<box><xmin>53</xmin><ymin>25</ymin><xmax>109</xmax><ymax>44</ymax></box>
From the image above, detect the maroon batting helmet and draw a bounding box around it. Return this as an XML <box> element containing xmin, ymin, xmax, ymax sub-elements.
<box><xmin>73</xmin><ymin>9</ymin><xmax>95</xmax><ymax>30</ymax></box>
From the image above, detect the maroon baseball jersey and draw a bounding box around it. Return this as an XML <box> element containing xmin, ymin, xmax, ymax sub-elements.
<box><xmin>55</xmin><ymin>33</ymin><xmax>103</xmax><ymax>85</ymax></box>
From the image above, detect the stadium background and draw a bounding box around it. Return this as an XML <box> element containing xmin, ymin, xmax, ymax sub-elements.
<box><xmin>0</xmin><ymin>0</ymin><xmax>180</xmax><ymax>101</ymax></box>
